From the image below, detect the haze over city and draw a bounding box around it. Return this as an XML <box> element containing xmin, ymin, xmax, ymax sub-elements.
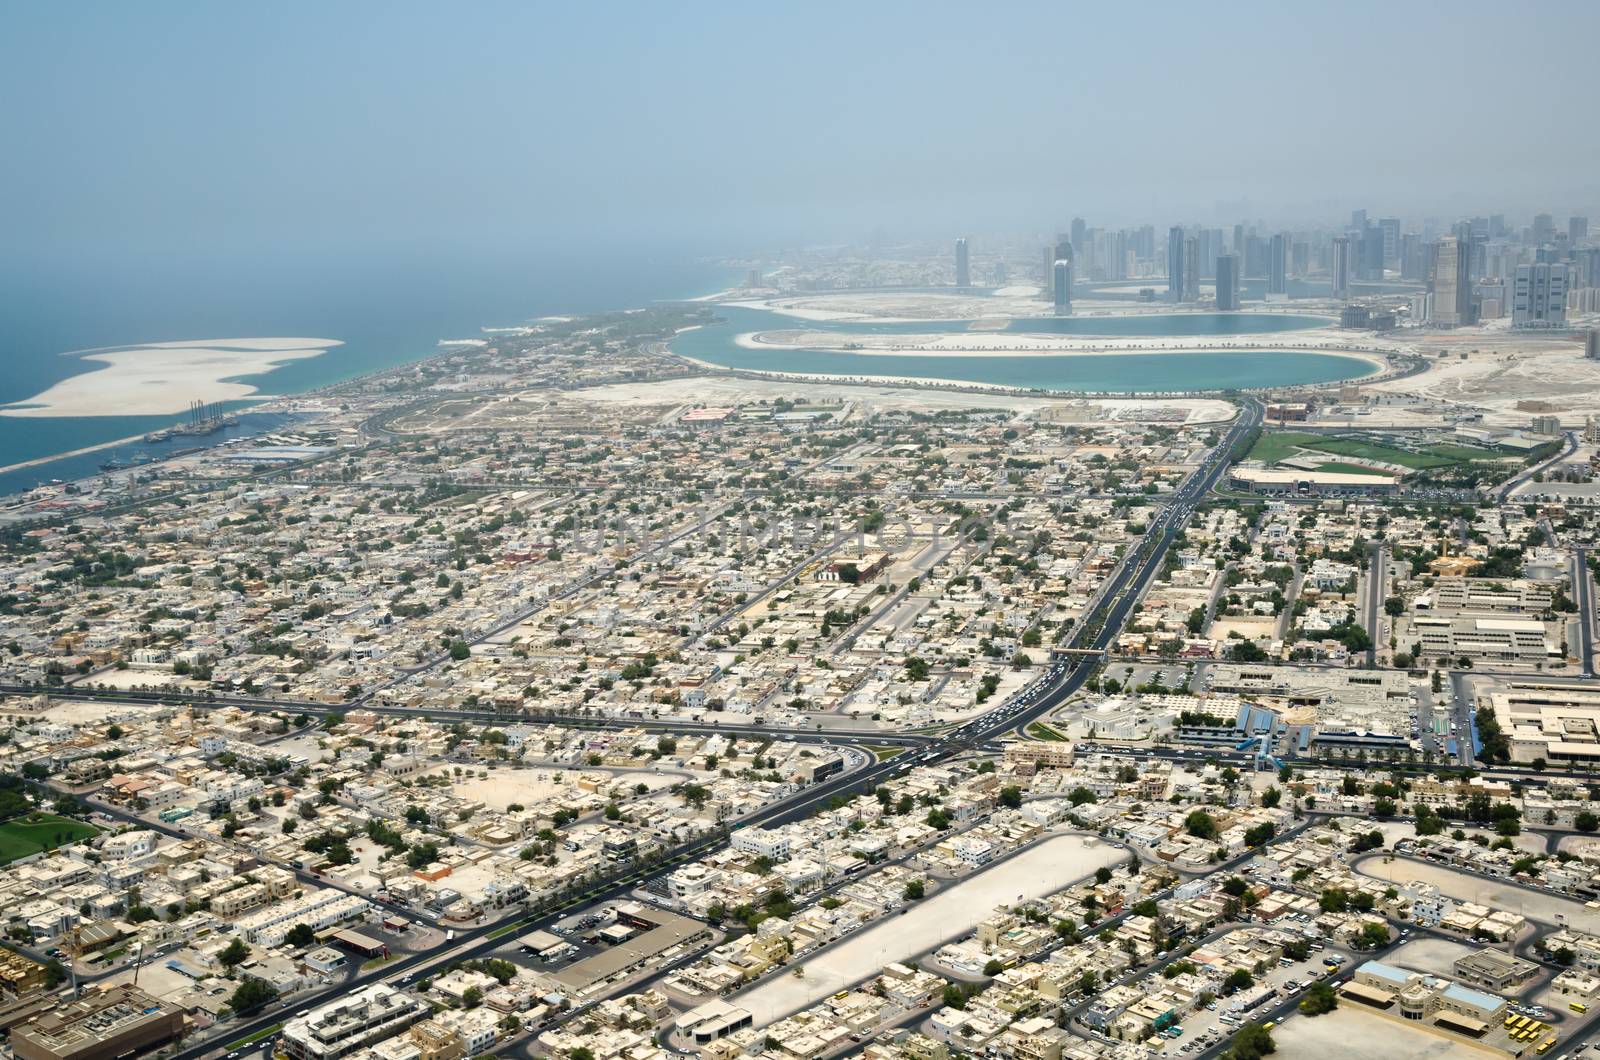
<box><xmin>6</xmin><ymin>7</ymin><xmax>1600</xmax><ymax>1060</ymax></box>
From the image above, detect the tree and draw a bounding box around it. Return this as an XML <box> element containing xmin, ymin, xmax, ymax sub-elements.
<box><xmin>1577</xmin><ymin>811</ymin><xmax>1599</xmax><ymax>833</ymax></box>
<box><xmin>1224</xmin><ymin>1022</ymin><xmax>1276</xmax><ymax>1060</ymax></box>
<box><xmin>1244</xmin><ymin>822</ymin><xmax>1276</xmax><ymax>847</ymax></box>
<box><xmin>903</xmin><ymin>879</ymin><xmax>925</xmax><ymax>901</ymax></box>
<box><xmin>1300</xmin><ymin>980</ymin><xmax>1338</xmax><ymax>1017</ymax></box>
<box><xmin>999</xmin><ymin>785</ymin><xmax>1023</xmax><ymax>809</ymax></box>
<box><xmin>1358</xmin><ymin>922</ymin><xmax>1391</xmax><ymax>949</ymax></box>
<box><xmin>448</xmin><ymin>640</ymin><xmax>470</xmax><ymax>661</ymax></box>
<box><xmin>462</xmin><ymin>986</ymin><xmax>483</xmax><ymax>1009</ymax></box>
<box><xmin>1223</xmin><ymin>968</ymin><xmax>1254</xmax><ymax>995</ymax></box>
<box><xmin>983</xmin><ymin>958</ymin><xmax>1005</xmax><ymax>976</ymax></box>
<box><xmin>220</xmin><ymin>937</ymin><xmax>251</xmax><ymax>969</ymax></box>
<box><xmin>1185</xmin><ymin>810</ymin><xmax>1218</xmax><ymax>840</ymax></box>
<box><xmin>285</xmin><ymin>924</ymin><xmax>316</xmax><ymax>947</ymax></box>
<box><xmin>229</xmin><ymin>977</ymin><xmax>278</xmax><ymax>1015</ymax></box>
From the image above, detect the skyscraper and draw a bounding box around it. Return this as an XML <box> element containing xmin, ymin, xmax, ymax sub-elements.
<box><xmin>1268</xmin><ymin>233</ymin><xmax>1289</xmax><ymax>296</ymax></box>
<box><xmin>1183</xmin><ymin>237</ymin><xmax>1201</xmax><ymax>302</ymax></box>
<box><xmin>1432</xmin><ymin>236</ymin><xmax>1472</xmax><ymax>327</ymax></box>
<box><xmin>1571</xmin><ymin>216</ymin><xmax>1590</xmax><ymax>245</ymax></box>
<box><xmin>1215</xmin><ymin>254</ymin><xmax>1241</xmax><ymax>311</ymax></box>
<box><xmin>1053</xmin><ymin>259</ymin><xmax>1072</xmax><ymax>315</ymax></box>
<box><xmin>1359</xmin><ymin>224</ymin><xmax>1385</xmax><ymax>280</ymax></box>
<box><xmin>1043</xmin><ymin>245</ymin><xmax>1056</xmax><ymax>300</ymax></box>
<box><xmin>1379</xmin><ymin>217</ymin><xmax>1401</xmax><ymax>267</ymax></box>
<box><xmin>1512</xmin><ymin>262</ymin><xmax>1568</xmax><ymax>327</ymax></box>
<box><xmin>1587</xmin><ymin>329</ymin><xmax>1600</xmax><ymax>361</ymax></box>
<box><xmin>1534</xmin><ymin>213</ymin><xmax>1555</xmax><ymax>244</ymax></box>
<box><xmin>1167</xmin><ymin>226</ymin><xmax>1185</xmax><ymax>303</ymax></box>
<box><xmin>1399</xmin><ymin>232</ymin><xmax>1424</xmax><ymax>281</ymax></box>
<box><xmin>955</xmin><ymin>237</ymin><xmax>970</xmax><ymax>288</ymax></box>
<box><xmin>1331</xmin><ymin>236</ymin><xmax>1352</xmax><ymax>301</ymax></box>
<box><xmin>1070</xmin><ymin>217</ymin><xmax>1086</xmax><ymax>258</ymax></box>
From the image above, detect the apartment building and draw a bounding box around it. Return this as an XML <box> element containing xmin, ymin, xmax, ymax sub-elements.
<box><xmin>282</xmin><ymin>983</ymin><xmax>429</xmax><ymax>1060</ymax></box>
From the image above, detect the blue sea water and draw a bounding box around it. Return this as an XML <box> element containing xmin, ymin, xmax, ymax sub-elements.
<box><xmin>671</xmin><ymin>305</ymin><xmax>1372</xmax><ymax>393</ymax></box>
<box><xmin>0</xmin><ymin>250</ymin><xmax>741</xmax><ymax>495</ymax></box>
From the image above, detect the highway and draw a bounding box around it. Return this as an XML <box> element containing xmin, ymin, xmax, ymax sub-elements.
<box><xmin>1575</xmin><ymin>546</ymin><xmax>1596</xmax><ymax>678</ymax></box>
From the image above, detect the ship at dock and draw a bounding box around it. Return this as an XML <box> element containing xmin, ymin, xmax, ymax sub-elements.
<box><xmin>144</xmin><ymin>400</ymin><xmax>240</xmax><ymax>443</ymax></box>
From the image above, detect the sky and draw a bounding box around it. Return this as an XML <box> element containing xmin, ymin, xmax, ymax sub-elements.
<box><xmin>4</xmin><ymin>0</ymin><xmax>1600</xmax><ymax>263</ymax></box>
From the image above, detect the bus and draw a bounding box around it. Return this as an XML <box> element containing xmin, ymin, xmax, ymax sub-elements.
<box><xmin>1537</xmin><ymin>1037</ymin><xmax>1557</xmax><ymax>1055</ymax></box>
<box><xmin>1571</xmin><ymin>1002</ymin><xmax>1588</xmax><ymax>1014</ymax></box>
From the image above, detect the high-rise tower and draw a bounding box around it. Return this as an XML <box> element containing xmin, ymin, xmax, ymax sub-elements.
<box><xmin>1432</xmin><ymin>236</ymin><xmax>1473</xmax><ymax>327</ymax></box>
<box><xmin>1167</xmin><ymin>226</ymin><xmax>1185</xmax><ymax>303</ymax></box>
<box><xmin>1331</xmin><ymin>236</ymin><xmax>1352</xmax><ymax>301</ymax></box>
<box><xmin>955</xmin><ymin>237</ymin><xmax>970</xmax><ymax>288</ymax></box>
<box><xmin>1215</xmin><ymin>254</ymin><xmax>1241</xmax><ymax>311</ymax></box>
<box><xmin>1268</xmin><ymin>233</ymin><xmax>1289</xmax><ymax>296</ymax></box>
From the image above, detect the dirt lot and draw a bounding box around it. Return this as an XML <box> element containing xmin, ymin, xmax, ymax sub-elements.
<box><xmin>1269</xmin><ymin>1006</ymin><xmax>1467</xmax><ymax>1060</ymax></box>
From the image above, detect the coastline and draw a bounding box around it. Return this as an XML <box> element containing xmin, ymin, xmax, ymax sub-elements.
<box><xmin>0</xmin><ymin>338</ymin><xmax>341</xmax><ymax>419</ymax></box>
<box><xmin>728</xmin><ymin>328</ymin><xmax>1390</xmax><ymax>375</ymax></box>
<box><xmin>0</xmin><ymin>432</ymin><xmax>159</xmax><ymax>478</ymax></box>
<box><xmin>675</xmin><ymin>351</ymin><xmax>1383</xmax><ymax>395</ymax></box>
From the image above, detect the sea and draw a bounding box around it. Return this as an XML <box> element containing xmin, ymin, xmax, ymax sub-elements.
<box><xmin>0</xmin><ymin>256</ymin><xmax>1375</xmax><ymax>497</ymax></box>
<box><xmin>670</xmin><ymin>305</ymin><xmax>1374</xmax><ymax>395</ymax></box>
<box><xmin>0</xmin><ymin>250</ymin><xmax>743</xmax><ymax>496</ymax></box>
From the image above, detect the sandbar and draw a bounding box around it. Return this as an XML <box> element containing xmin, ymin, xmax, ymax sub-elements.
<box><xmin>1</xmin><ymin>337</ymin><xmax>341</xmax><ymax>418</ymax></box>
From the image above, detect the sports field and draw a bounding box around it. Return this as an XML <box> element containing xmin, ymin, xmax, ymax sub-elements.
<box><xmin>0</xmin><ymin>813</ymin><xmax>99</xmax><ymax>864</ymax></box>
<box><xmin>1248</xmin><ymin>431</ymin><xmax>1505</xmax><ymax>472</ymax></box>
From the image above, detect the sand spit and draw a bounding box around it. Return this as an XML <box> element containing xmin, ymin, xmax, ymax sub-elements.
<box><xmin>1</xmin><ymin>337</ymin><xmax>341</xmax><ymax>418</ymax></box>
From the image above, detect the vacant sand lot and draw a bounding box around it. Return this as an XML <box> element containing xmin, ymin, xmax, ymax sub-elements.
<box><xmin>733</xmin><ymin>833</ymin><xmax>1123</xmax><ymax>1026</ymax></box>
<box><xmin>1271</xmin><ymin>1007</ymin><xmax>1463</xmax><ymax>1060</ymax></box>
<box><xmin>1357</xmin><ymin>856</ymin><xmax>1600</xmax><ymax>932</ymax></box>
<box><xmin>1384</xmin><ymin>937</ymin><xmax>1478</xmax><ymax>976</ymax></box>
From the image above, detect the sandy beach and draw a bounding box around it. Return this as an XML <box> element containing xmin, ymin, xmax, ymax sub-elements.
<box><xmin>1</xmin><ymin>337</ymin><xmax>341</xmax><ymax>418</ymax></box>
<box><xmin>677</xmin><ymin>351</ymin><xmax>1380</xmax><ymax>399</ymax></box>
<box><xmin>731</xmin><ymin>326</ymin><xmax>1389</xmax><ymax>372</ymax></box>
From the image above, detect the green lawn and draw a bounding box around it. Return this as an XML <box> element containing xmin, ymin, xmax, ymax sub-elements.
<box><xmin>1296</xmin><ymin>436</ymin><xmax>1452</xmax><ymax>469</ymax></box>
<box><xmin>1248</xmin><ymin>431</ymin><xmax>1484</xmax><ymax>472</ymax></box>
<box><xmin>1419</xmin><ymin>443</ymin><xmax>1507</xmax><ymax>462</ymax></box>
<box><xmin>0</xmin><ymin>813</ymin><xmax>99</xmax><ymax>865</ymax></box>
<box><xmin>1026</xmin><ymin>722</ymin><xmax>1070</xmax><ymax>741</ymax></box>
<box><xmin>1245</xmin><ymin>432</ymin><xmax>1319</xmax><ymax>465</ymax></box>
<box><xmin>861</xmin><ymin>745</ymin><xmax>905</xmax><ymax>760</ymax></box>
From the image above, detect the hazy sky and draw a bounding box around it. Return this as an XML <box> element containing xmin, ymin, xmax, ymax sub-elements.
<box><xmin>5</xmin><ymin>0</ymin><xmax>1599</xmax><ymax>261</ymax></box>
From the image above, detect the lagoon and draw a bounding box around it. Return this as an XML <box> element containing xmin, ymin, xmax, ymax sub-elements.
<box><xmin>672</xmin><ymin>306</ymin><xmax>1371</xmax><ymax>392</ymax></box>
